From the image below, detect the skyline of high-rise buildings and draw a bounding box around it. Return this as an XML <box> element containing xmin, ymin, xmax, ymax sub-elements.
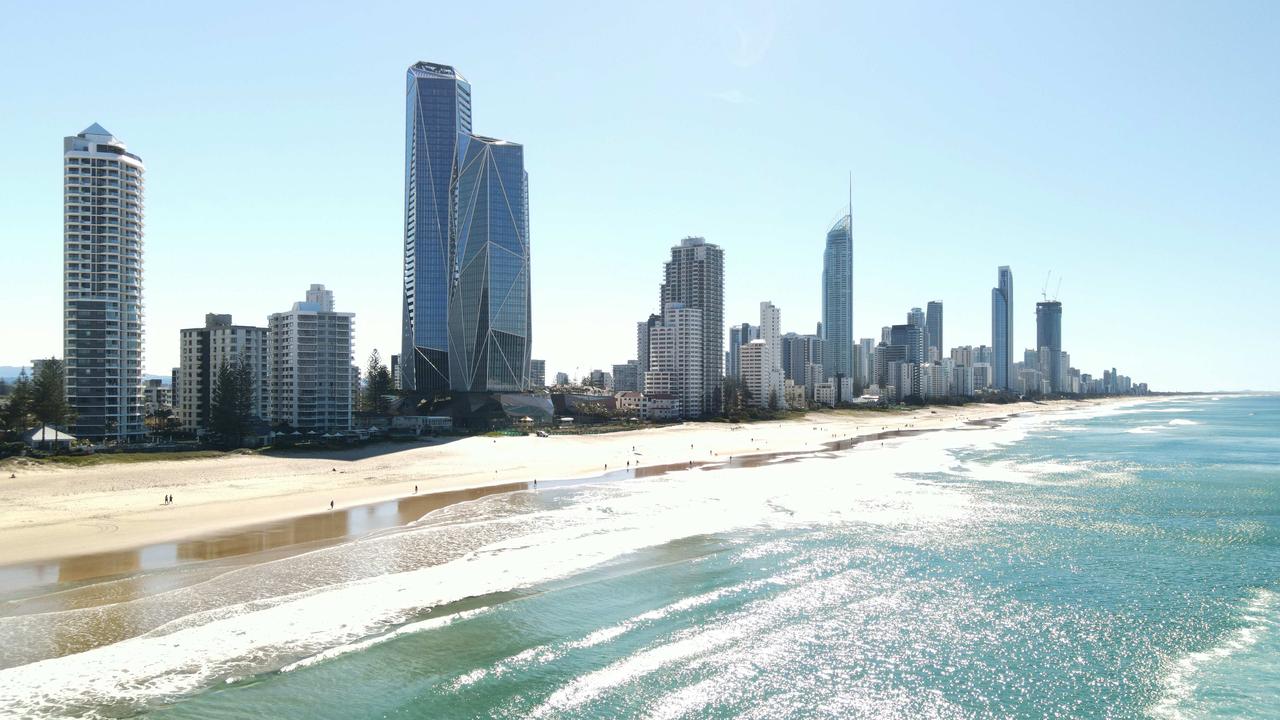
<box><xmin>41</xmin><ymin>64</ymin><xmax>1154</xmax><ymax>442</ymax></box>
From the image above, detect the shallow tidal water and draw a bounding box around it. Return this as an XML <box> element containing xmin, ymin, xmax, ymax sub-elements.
<box><xmin>0</xmin><ymin>395</ymin><xmax>1276</xmax><ymax>719</ymax></box>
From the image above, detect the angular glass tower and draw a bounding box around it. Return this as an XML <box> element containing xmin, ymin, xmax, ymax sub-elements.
<box><xmin>821</xmin><ymin>215</ymin><xmax>853</xmax><ymax>381</ymax></box>
<box><xmin>401</xmin><ymin>62</ymin><xmax>472</xmax><ymax>394</ymax></box>
<box><xmin>991</xmin><ymin>266</ymin><xmax>1014</xmax><ymax>390</ymax></box>
<box><xmin>447</xmin><ymin>137</ymin><xmax>530</xmax><ymax>392</ymax></box>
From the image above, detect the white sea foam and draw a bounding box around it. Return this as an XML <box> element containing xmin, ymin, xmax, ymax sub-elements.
<box><xmin>1151</xmin><ymin>588</ymin><xmax>1279</xmax><ymax>719</ymax></box>
<box><xmin>1128</xmin><ymin>426</ymin><xmax>1162</xmax><ymax>434</ymax></box>
<box><xmin>1167</xmin><ymin>418</ymin><xmax>1200</xmax><ymax>426</ymax></box>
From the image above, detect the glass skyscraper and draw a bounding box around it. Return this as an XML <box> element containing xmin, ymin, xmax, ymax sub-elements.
<box><xmin>925</xmin><ymin>301</ymin><xmax>943</xmax><ymax>360</ymax></box>
<box><xmin>401</xmin><ymin>62</ymin><xmax>472</xmax><ymax>394</ymax></box>
<box><xmin>1036</xmin><ymin>300</ymin><xmax>1063</xmax><ymax>393</ymax></box>
<box><xmin>447</xmin><ymin>136</ymin><xmax>531</xmax><ymax>392</ymax></box>
<box><xmin>821</xmin><ymin>215</ymin><xmax>853</xmax><ymax>381</ymax></box>
<box><xmin>992</xmin><ymin>266</ymin><xmax>1014</xmax><ymax>390</ymax></box>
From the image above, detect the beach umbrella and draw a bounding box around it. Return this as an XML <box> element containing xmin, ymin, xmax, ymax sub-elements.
<box><xmin>290</xmin><ymin>431</ymin><xmax>302</xmax><ymax>436</ymax></box>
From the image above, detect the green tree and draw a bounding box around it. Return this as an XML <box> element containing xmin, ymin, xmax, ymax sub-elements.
<box><xmin>2</xmin><ymin>370</ymin><xmax>35</xmax><ymax>435</ymax></box>
<box><xmin>31</xmin><ymin>358</ymin><xmax>72</xmax><ymax>427</ymax></box>
<box><xmin>363</xmin><ymin>350</ymin><xmax>393</xmax><ymax>414</ymax></box>
<box><xmin>209</xmin><ymin>357</ymin><xmax>256</xmax><ymax>447</ymax></box>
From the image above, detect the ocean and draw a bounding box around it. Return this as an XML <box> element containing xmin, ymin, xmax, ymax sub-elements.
<box><xmin>0</xmin><ymin>395</ymin><xmax>1276</xmax><ymax>719</ymax></box>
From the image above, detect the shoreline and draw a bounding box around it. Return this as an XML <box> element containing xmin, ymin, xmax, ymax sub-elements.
<box><xmin>0</xmin><ymin>398</ymin><xmax>1160</xmax><ymax>569</ymax></box>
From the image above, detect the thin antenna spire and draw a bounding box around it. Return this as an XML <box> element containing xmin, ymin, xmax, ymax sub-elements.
<box><xmin>847</xmin><ymin>171</ymin><xmax>852</xmax><ymax>225</ymax></box>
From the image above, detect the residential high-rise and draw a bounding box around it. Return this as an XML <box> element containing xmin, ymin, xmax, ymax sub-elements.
<box><xmin>740</xmin><ymin>339</ymin><xmax>767</xmax><ymax>408</ymax></box>
<box><xmin>925</xmin><ymin>301</ymin><xmax>943</xmax><ymax>361</ymax></box>
<box><xmin>907</xmin><ymin>307</ymin><xmax>925</xmax><ymax>329</ymax></box>
<box><xmin>782</xmin><ymin>333</ymin><xmax>823</xmax><ymax>383</ymax></box>
<box><xmin>857</xmin><ymin>338</ymin><xmax>876</xmax><ymax>389</ymax></box>
<box><xmin>177</xmin><ymin>314</ymin><xmax>269</xmax><ymax>433</ymax></box>
<box><xmin>644</xmin><ymin>303</ymin><xmax>704</xmax><ymax>419</ymax></box>
<box><xmin>529</xmin><ymin>359</ymin><xmax>546</xmax><ymax>389</ymax></box>
<box><xmin>659</xmin><ymin>237</ymin><xmax>724</xmax><ymax>415</ymax></box>
<box><xmin>992</xmin><ymin>266</ymin><xmax>1014</xmax><ymax>390</ymax></box>
<box><xmin>890</xmin><ymin>324</ymin><xmax>925</xmax><ymax>365</ymax></box>
<box><xmin>637</xmin><ymin>314</ymin><xmax>661</xmax><ymax>376</ymax></box>
<box><xmin>447</xmin><ymin>136</ymin><xmax>530</xmax><ymax>393</ymax></box>
<box><xmin>757</xmin><ymin>301</ymin><xmax>785</xmax><ymax>408</ymax></box>
<box><xmin>1036</xmin><ymin>301</ymin><xmax>1063</xmax><ymax>393</ymax></box>
<box><xmin>612</xmin><ymin>361</ymin><xmax>641</xmax><ymax>392</ymax></box>
<box><xmin>821</xmin><ymin>215</ymin><xmax>853</xmax><ymax>381</ymax></box>
<box><xmin>268</xmin><ymin>285</ymin><xmax>355</xmax><ymax>431</ymax></box>
<box><xmin>63</xmin><ymin>123</ymin><xmax>146</xmax><ymax>441</ymax></box>
<box><xmin>727</xmin><ymin>323</ymin><xmax>759</xmax><ymax>379</ymax></box>
<box><xmin>401</xmin><ymin>62</ymin><xmax>472</xmax><ymax>395</ymax></box>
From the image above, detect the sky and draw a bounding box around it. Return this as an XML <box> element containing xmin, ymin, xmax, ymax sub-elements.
<box><xmin>1</xmin><ymin>0</ymin><xmax>1277</xmax><ymax>390</ymax></box>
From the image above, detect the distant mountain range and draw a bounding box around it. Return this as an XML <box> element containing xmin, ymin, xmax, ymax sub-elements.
<box><xmin>0</xmin><ymin>366</ymin><xmax>170</xmax><ymax>383</ymax></box>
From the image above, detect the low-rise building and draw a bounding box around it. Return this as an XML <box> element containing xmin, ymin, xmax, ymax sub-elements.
<box><xmin>814</xmin><ymin>381</ymin><xmax>836</xmax><ymax>407</ymax></box>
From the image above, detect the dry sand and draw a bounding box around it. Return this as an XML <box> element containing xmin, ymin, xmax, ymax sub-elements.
<box><xmin>0</xmin><ymin>399</ymin><xmax>1136</xmax><ymax>566</ymax></box>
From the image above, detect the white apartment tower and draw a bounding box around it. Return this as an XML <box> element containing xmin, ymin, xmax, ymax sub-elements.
<box><xmin>756</xmin><ymin>301</ymin><xmax>786</xmax><ymax>409</ymax></box>
<box><xmin>644</xmin><ymin>303</ymin><xmax>705</xmax><ymax>419</ymax></box>
<box><xmin>177</xmin><ymin>314</ymin><xmax>269</xmax><ymax>433</ymax></box>
<box><xmin>267</xmin><ymin>284</ymin><xmax>355</xmax><ymax>431</ymax></box>
<box><xmin>659</xmin><ymin>238</ymin><xmax>724</xmax><ymax>415</ymax></box>
<box><xmin>63</xmin><ymin>123</ymin><xmax>146</xmax><ymax>441</ymax></box>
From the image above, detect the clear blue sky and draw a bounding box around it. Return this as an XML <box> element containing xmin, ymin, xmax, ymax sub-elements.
<box><xmin>1</xmin><ymin>1</ymin><xmax>1276</xmax><ymax>390</ymax></box>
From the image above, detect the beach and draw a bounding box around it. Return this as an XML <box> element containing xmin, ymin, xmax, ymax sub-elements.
<box><xmin>0</xmin><ymin>399</ymin><xmax>1133</xmax><ymax>568</ymax></box>
<box><xmin>1</xmin><ymin>393</ymin><xmax>1271</xmax><ymax>719</ymax></box>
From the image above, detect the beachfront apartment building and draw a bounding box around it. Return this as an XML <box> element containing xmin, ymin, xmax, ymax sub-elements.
<box><xmin>63</xmin><ymin>123</ymin><xmax>146</xmax><ymax>441</ymax></box>
<box><xmin>644</xmin><ymin>302</ymin><xmax>704</xmax><ymax>420</ymax></box>
<box><xmin>267</xmin><ymin>285</ymin><xmax>355</xmax><ymax>432</ymax></box>
<box><xmin>177</xmin><ymin>314</ymin><xmax>269</xmax><ymax>433</ymax></box>
<box><xmin>659</xmin><ymin>237</ymin><xmax>724</xmax><ymax>415</ymax></box>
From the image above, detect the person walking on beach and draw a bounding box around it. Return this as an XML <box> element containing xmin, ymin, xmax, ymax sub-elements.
<box><xmin>414</xmin><ymin>485</ymin><xmax>418</xmax><ymax>494</ymax></box>
<box><xmin>329</xmin><ymin>500</ymin><xmax>334</xmax><ymax>510</ymax></box>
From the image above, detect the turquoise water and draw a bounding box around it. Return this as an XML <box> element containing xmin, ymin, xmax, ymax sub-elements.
<box><xmin>2</xmin><ymin>395</ymin><xmax>1276</xmax><ymax>718</ymax></box>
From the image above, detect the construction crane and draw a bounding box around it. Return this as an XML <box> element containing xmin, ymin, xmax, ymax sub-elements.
<box><xmin>1041</xmin><ymin>271</ymin><xmax>1053</xmax><ymax>302</ymax></box>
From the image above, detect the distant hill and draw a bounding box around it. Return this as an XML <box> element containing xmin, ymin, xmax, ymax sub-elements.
<box><xmin>0</xmin><ymin>366</ymin><xmax>170</xmax><ymax>383</ymax></box>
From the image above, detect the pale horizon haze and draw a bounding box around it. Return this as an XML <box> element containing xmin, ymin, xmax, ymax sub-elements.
<box><xmin>1</xmin><ymin>1</ymin><xmax>1277</xmax><ymax>391</ymax></box>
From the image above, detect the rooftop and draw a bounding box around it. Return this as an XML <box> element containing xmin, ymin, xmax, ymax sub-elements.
<box><xmin>408</xmin><ymin>61</ymin><xmax>466</xmax><ymax>82</ymax></box>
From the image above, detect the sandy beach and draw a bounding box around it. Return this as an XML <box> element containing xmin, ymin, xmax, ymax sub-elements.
<box><xmin>0</xmin><ymin>399</ymin><xmax>1142</xmax><ymax>567</ymax></box>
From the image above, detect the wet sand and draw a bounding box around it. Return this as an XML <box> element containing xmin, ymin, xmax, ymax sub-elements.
<box><xmin>0</xmin><ymin>400</ymin><xmax>1140</xmax><ymax>572</ymax></box>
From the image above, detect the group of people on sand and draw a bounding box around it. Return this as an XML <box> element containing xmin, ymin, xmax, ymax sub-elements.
<box><xmin>162</xmin><ymin>493</ymin><xmax>174</xmax><ymax>505</ymax></box>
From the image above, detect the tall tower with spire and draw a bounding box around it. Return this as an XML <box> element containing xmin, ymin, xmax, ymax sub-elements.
<box><xmin>821</xmin><ymin>182</ymin><xmax>854</xmax><ymax>385</ymax></box>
